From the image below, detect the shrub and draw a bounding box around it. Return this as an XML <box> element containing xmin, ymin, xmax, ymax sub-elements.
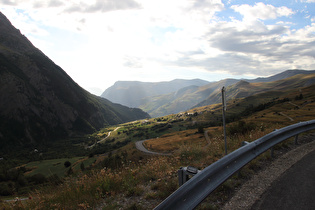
<box><xmin>64</xmin><ymin>160</ymin><xmax>71</xmax><ymax>168</ymax></box>
<box><xmin>0</xmin><ymin>182</ymin><xmax>14</xmax><ymax>196</ymax></box>
<box><xmin>227</xmin><ymin>121</ymin><xmax>256</xmax><ymax>136</ymax></box>
<box><xmin>28</xmin><ymin>173</ymin><xmax>47</xmax><ymax>185</ymax></box>
<box><xmin>198</xmin><ymin>126</ymin><xmax>204</xmax><ymax>134</ymax></box>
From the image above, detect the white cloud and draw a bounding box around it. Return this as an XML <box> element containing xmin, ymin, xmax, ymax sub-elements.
<box><xmin>0</xmin><ymin>0</ymin><xmax>314</xmax><ymax>94</ymax></box>
<box><xmin>231</xmin><ymin>2</ymin><xmax>294</xmax><ymax>21</ymax></box>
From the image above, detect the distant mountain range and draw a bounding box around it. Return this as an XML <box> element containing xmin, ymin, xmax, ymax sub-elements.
<box><xmin>194</xmin><ymin>73</ymin><xmax>315</xmax><ymax>108</ymax></box>
<box><xmin>101</xmin><ymin>79</ymin><xmax>210</xmax><ymax>108</ymax></box>
<box><xmin>102</xmin><ymin>70</ymin><xmax>315</xmax><ymax>117</ymax></box>
<box><xmin>0</xmin><ymin>12</ymin><xmax>149</xmax><ymax>154</ymax></box>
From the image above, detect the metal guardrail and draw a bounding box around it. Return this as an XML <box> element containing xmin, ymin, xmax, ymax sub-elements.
<box><xmin>154</xmin><ymin>120</ymin><xmax>315</xmax><ymax>210</ymax></box>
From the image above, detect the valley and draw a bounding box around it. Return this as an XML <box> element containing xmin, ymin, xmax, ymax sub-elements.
<box><xmin>2</xmin><ymin>78</ymin><xmax>314</xmax><ymax>209</ymax></box>
<box><xmin>0</xmin><ymin>10</ymin><xmax>315</xmax><ymax>210</ymax></box>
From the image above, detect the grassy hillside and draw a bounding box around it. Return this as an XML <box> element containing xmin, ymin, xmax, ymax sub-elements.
<box><xmin>140</xmin><ymin>79</ymin><xmax>239</xmax><ymax>117</ymax></box>
<box><xmin>2</xmin><ymin>82</ymin><xmax>315</xmax><ymax>209</ymax></box>
<box><xmin>195</xmin><ymin>73</ymin><xmax>315</xmax><ymax>108</ymax></box>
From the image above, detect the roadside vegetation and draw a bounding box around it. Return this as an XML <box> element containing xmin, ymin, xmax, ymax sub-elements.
<box><xmin>1</xmin><ymin>84</ymin><xmax>314</xmax><ymax>209</ymax></box>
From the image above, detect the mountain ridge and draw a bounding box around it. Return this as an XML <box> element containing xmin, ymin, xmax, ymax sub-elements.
<box><xmin>0</xmin><ymin>12</ymin><xmax>149</xmax><ymax>154</ymax></box>
<box><xmin>102</xmin><ymin>70</ymin><xmax>315</xmax><ymax>117</ymax></box>
<box><xmin>101</xmin><ymin>78</ymin><xmax>210</xmax><ymax>108</ymax></box>
<box><xmin>194</xmin><ymin>73</ymin><xmax>315</xmax><ymax>108</ymax></box>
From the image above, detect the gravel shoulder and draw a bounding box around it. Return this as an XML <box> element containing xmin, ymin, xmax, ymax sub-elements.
<box><xmin>222</xmin><ymin>134</ymin><xmax>315</xmax><ymax>210</ymax></box>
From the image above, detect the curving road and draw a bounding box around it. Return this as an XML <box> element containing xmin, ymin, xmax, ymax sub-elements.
<box><xmin>98</xmin><ymin>127</ymin><xmax>121</xmax><ymax>143</ymax></box>
<box><xmin>136</xmin><ymin>130</ymin><xmax>211</xmax><ymax>155</ymax></box>
<box><xmin>135</xmin><ymin>140</ymin><xmax>171</xmax><ymax>156</ymax></box>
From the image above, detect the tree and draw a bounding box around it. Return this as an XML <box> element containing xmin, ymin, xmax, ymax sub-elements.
<box><xmin>64</xmin><ymin>160</ymin><xmax>71</xmax><ymax>168</ymax></box>
<box><xmin>198</xmin><ymin>126</ymin><xmax>204</xmax><ymax>134</ymax></box>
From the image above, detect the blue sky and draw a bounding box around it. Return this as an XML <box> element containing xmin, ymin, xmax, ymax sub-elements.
<box><xmin>1</xmin><ymin>0</ymin><xmax>314</xmax><ymax>95</ymax></box>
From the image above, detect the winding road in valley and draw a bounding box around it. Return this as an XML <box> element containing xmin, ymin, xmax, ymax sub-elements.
<box><xmin>97</xmin><ymin>127</ymin><xmax>120</xmax><ymax>144</ymax></box>
<box><xmin>135</xmin><ymin>140</ymin><xmax>171</xmax><ymax>156</ymax></box>
<box><xmin>87</xmin><ymin>127</ymin><xmax>121</xmax><ymax>149</ymax></box>
<box><xmin>135</xmin><ymin>130</ymin><xmax>211</xmax><ymax>155</ymax></box>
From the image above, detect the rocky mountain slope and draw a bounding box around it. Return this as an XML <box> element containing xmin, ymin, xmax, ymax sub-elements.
<box><xmin>0</xmin><ymin>12</ymin><xmax>149</xmax><ymax>153</ymax></box>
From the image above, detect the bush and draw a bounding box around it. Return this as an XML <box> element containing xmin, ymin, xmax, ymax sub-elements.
<box><xmin>198</xmin><ymin>126</ymin><xmax>204</xmax><ymax>134</ymax></box>
<box><xmin>28</xmin><ymin>173</ymin><xmax>47</xmax><ymax>185</ymax></box>
<box><xmin>0</xmin><ymin>182</ymin><xmax>14</xmax><ymax>196</ymax></box>
<box><xmin>227</xmin><ymin>121</ymin><xmax>256</xmax><ymax>136</ymax></box>
<box><xmin>64</xmin><ymin>160</ymin><xmax>71</xmax><ymax>168</ymax></box>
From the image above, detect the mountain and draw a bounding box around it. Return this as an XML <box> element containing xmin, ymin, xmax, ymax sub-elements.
<box><xmin>194</xmin><ymin>73</ymin><xmax>315</xmax><ymax>108</ymax></box>
<box><xmin>0</xmin><ymin>12</ymin><xmax>149</xmax><ymax>154</ymax></box>
<box><xmin>246</xmin><ymin>69</ymin><xmax>315</xmax><ymax>83</ymax></box>
<box><xmin>139</xmin><ymin>79</ymin><xmax>238</xmax><ymax>117</ymax></box>
<box><xmin>101</xmin><ymin>70</ymin><xmax>315</xmax><ymax>117</ymax></box>
<box><xmin>101</xmin><ymin>79</ymin><xmax>210</xmax><ymax>107</ymax></box>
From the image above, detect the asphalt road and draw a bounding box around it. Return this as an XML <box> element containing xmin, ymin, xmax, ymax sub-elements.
<box><xmin>135</xmin><ymin>140</ymin><xmax>170</xmax><ymax>155</ymax></box>
<box><xmin>251</xmin><ymin>149</ymin><xmax>315</xmax><ymax>210</ymax></box>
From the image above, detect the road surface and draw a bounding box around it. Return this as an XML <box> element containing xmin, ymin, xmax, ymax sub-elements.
<box><xmin>251</xmin><ymin>149</ymin><xmax>315</xmax><ymax>210</ymax></box>
<box><xmin>135</xmin><ymin>140</ymin><xmax>170</xmax><ymax>155</ymax></box>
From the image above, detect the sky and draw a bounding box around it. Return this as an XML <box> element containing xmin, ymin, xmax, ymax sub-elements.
<box><xmin>1</xmin><ymin>0</ymin><xmax>315</xmax><ymax>95</ymax></box>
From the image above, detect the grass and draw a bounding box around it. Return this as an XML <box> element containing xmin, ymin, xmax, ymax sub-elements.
<box><xmin>3</xmin><ymin>120</ymin><xmax>312</xmax><ymax>209</ymax></box>
<box><xmin>24</xmin><ymin>156</ymin><xmax>96</xmax><ymax>178</ymax></box>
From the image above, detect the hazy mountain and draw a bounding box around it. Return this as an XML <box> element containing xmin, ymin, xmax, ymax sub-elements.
<box><xmin>101</xmin><ymin>79</ymin><xmax>210</xmax><ymax>107</ymax></box>
<box><xmin>194</xmin><ymin>73</ymin><xmax>315</xmax><ymax>108</ymax></box>
<box><xmin>0</xmin><ymin>12</ymin><xmax>149</xmax><ymax>153</ymax></box>
<box><xmin>139</xmin><ymin>79</ymin><xmax>238</xmax><ymax>117</ymax></box>
<box><xmin>246</xmin><ymin>69</ymin><xmax>315</xmax><ymax>83</ymax></box>
<box><xmin>102</xmin><ymin>70</ymin><xmax>315</xmax><ymax>117</ymax></box>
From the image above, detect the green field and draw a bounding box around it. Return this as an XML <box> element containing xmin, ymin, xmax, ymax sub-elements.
<box><xmin>25</xmin><ymin>156</ymin><xmax>96</xmax><ymax>178</ymax></box>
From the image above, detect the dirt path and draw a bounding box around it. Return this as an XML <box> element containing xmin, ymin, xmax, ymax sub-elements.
<box><xmin>204</xmin><ymin>130</ymin><xmax>211</xmax><ymax>146</ymax></box>
<box><xmin>279</xmin><ymin>112</ymin><xmax>294</xmax><ymax>121</ymax></box>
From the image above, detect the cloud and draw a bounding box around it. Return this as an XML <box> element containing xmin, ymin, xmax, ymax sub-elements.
<box><xmin>231</xmin><ymin>2</ymin><xmax>294</xmax><ymax>21</ymax></box>
<box><xmin>123</xmin><ymin>56</ymin><xmax>143</xmax><ymax>68</ymax></box>
<box><xmin>0</xmin><ymin>0</ymin><xmax>16</xmax><ymax>5</ymax></box>
<box><xmin>64</xmin><ymin>0</ymin><xmax>141</xmax><ymax>13</ymax></box>
<box><xmin>48</xmin><ymin>0</ymin><xmax>64</xmax><ymax>7</ymax></box>
<box><xmin>1</xmin><ymin>0</ymin><xmax>314</xmax><ymax>92</ymax></box>
<box><xmin>158</xmin><ymin>7</ymin><xmax>315</xmax><ymax>77</ymax></box>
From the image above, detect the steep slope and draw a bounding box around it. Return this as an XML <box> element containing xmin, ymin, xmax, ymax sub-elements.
<box><xmin>101</xmin><ymin>79</ymin><xmax>210</xmax><ymax>108</ymax></box>
<box><xmin>194</xmin><ymin>73</ymin><xmax>315</xmax><ymax>108</ymax></box>
<box><xmin>0</xmin><ymin>12</ymin><xmax>149</xmax><ymax>153</ymax></box>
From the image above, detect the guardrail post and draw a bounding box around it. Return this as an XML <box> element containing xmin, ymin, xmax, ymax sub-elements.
<box><xmin>294</xmin><ymin>134</ymin><xmax>299</xmax><ymax>145</ymax></box>
<box><xmin>177</xmin><ymin>167</ymin><xmax>185</xmax><ymax>186</ymax></box>
<box><xmin>270</xmin><ymin>147</ymin><xmax>274</xmax><ymax>158</ymax></box>
<box><xmin>238</xmin><ymin>141</ymin><xmax>250</xmax><ymax>177</ymax></box>
<box><xmin>178</xmin><ymin>166</ymin><xmax>200</xmax><ymax>187</ymax></box>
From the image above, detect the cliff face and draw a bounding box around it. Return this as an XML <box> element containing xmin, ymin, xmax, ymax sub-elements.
<box><xmin>0</xmin><ymin>12</ymin><xmax>149</xmax><ymax>152</ymax></box>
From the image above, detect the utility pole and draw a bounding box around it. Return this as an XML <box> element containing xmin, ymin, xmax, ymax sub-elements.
<box><xmin>222</xmin><ymin>86</ymin><xmax>227</xmax><ymax>155</ymax></box>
